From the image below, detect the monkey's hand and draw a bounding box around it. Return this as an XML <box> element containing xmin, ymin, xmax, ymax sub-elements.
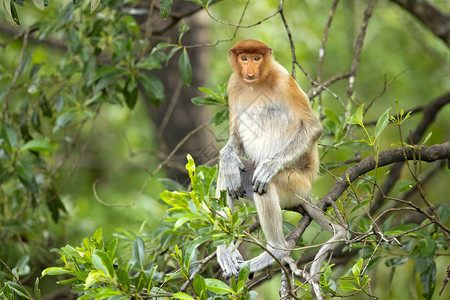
<box><xmin>217</xmin><ymin>243</ymin><xmax>244</xmax><ymax>278</ymax></box>
<box><xmin>252</xmin><ymin>158</ymin><xmax>282</xmax><ymax>195</ymax></box>
<box><xmin>219</xmin><ymin>146</ymin><xmax>245</xmax><ymax>199</ymax></box>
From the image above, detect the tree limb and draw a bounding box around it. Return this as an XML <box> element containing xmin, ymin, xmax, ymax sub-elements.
<box><xmin>289</xmin><ymin>141</ymin><xmax>450</xmax><ymax>246</ymax></box>
<box><xmin>391</xmin><ymin>0</ymin><xmax>450</xmax><ymax>46</ymax></box>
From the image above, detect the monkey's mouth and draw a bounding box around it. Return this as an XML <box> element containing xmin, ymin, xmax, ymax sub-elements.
<box><xmin>244</xmin><ymin>77</ymin><xmax>258</xmax><ymax>83</ymax></box>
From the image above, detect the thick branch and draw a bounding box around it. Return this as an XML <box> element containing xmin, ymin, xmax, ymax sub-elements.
<box><xmin>320</xmin><ymin>142</ymin><xmax>450</xmax><ymax>206</ymax></box>
<box><xmin>289</xmin><ymin>142</ymin><xmax>450</xmax><ymax>245</ymax></box>
<box><xmin>391</xmin><ymin>0</ymin><xmax>450</xmax><ymax>46</ymax></box>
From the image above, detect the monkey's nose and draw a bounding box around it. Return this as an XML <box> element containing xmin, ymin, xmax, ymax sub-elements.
<box><xmin>248</xmin><ymin>73</ymin><xmax>254</xmax><ymax>77</ymax></box>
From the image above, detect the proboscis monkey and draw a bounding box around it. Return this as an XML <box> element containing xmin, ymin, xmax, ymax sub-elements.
<box><xmin>215</xmin><ymin>40</ymin><xmax>345</xmax><ymax>286</ymax></box>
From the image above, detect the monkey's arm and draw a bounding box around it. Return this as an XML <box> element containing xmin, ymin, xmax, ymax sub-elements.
<box><xmin>219</xmin><ymin>137</ymin><xmax>246</xmax><ymax>199</ymax></box>
<box><xmin>218</xmin><ymin>102</ymin><xmax>247</xmax><ymax>199</ymax></box>
<box><xmin>252</xmin><ymin>118</ymin><xmax>323</xmax><ymax>194</ymax></box>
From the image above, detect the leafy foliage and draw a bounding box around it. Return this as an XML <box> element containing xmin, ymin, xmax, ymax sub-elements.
<box><xmin>0</xmin><ymin>0</ymin><xmax>449</xmax><ymax>299</ymax></box>
<box><xmin>42</xmin><ymin>156</ymin><xmax>257</xmax><ymax>299</ymax></box>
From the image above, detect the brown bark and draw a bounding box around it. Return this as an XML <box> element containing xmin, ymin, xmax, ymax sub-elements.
<box><xmin>391</xmin><ymin>0</ymin><xmax>450</xmax><ymax>46</ymax></box>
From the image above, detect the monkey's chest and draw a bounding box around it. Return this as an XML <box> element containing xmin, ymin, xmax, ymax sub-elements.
<box><xmin>237</xmin><ymin>104</ymin><xmax>293</xmax><ymax>163</ymax></box>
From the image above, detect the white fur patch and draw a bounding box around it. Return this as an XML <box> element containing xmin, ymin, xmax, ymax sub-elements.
<box><xmin>237</xmin><ymin>100</ymin><xmax>294</xmax><ymax>163</ymax></box>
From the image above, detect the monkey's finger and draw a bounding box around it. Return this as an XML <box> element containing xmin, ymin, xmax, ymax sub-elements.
<box><xmin>253</xmin><ymin>180</ymin><xmax>263</xmax><ymax>195</ymax></box>
<box><xmin>227</xmin><ymin>188</ymin><xmax>237</xmax><ymax>200</ymax></box>
<box><xmin>251</xmin><ymin>172</ymin><xmax>259</xmax><ymax>186</ymax></box>
<box><xmin>238</xmin><ymin>187</ymin><xmax>245</xmax><ymax>198</ymax></box>
<box><xmin>257</xmin><ymin>182</ymin><xmax>266</xmax><ymax>195</ymax></box>
<box><xmin>261</xmin><ymin>182</ymin><xmax>269</xmax><ymax>194</ymax></box>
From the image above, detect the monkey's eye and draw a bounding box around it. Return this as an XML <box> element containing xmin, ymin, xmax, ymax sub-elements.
<box><xmin>254</xmin><ymin>56</ymin><xmax>261</xmax><ymax>61</ymax></box>
<box><xmin>241</xmin><ymin>56</ymin><xmax>248</xmax><ymax>61</ymax></box>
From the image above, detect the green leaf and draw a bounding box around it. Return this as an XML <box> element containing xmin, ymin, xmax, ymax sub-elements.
<box><xmin>46</xmin><ymin>187</ymin><xmax>66</xmax><ymax>222</ymax></box>
<box><xmin>39</xmin><ymin>94</ymin><xmax>53</xmax><ymax>117</ymax></box>
<box><xmin>93</xmin><ymin>227</ymin><xmax>103</xmax><ymax>244</ymax></box>
<box><xmin>116</xmin><ymin>269</ymin><xmax>130</xmax><ymax>292</ymax></box>
<box><xmin>20</xmin><ymin>51</ymin><xmax>32</xmax><ymax>75</ymax></box>
<box><xmin>213</xmin><ymin>109</ymin><xmax>229</xmax><ymax>126</ymax></box>
<box><xmin>395</xmin><ymin>180</ymin><xmax>416</xmax><ymax>192</ymax></box>
<box><xmin>137</xmin><ymin>72</ymin><xmax>165</xmax><ymax>106</ymax></box>
<box><xmin>178</xmin><ymin>19</ymin><xmax>190</xmax><ymax>42</ymax></box>
<box><xmin>107</xmin><ymin>238</ymin><xmax>118</xmax><ymax>259</ymax></box>
<box><xmin>237</xmin><ymin>263</ymin><xmax>250</xmax><ymax>293</ymax></box>
<box><xmin>124</xmin><ymin>76</ymin><xmax>138</xmax><ymax>110</ymax></box>
<box><xmin>374</xmin><ymin>107</ymin><xmax>391</xmax><ymax>138</ymax></box>
<box><xmin>422</xmin><ymin>132</ymin><xmax>432</xmax><ymax>145</ymax></box>
<box><xmin>34</xmin><ymin>277</ymin><xmax>41</xmax><ymax>300</ymax></box>
<box><xmin>41</xmin><ymin>267</ymin><xmax>73</xmax><ymax>276</ymax></box>
<box><xmin>15</xmin><ymin>160</ymin><xmax>33</xmax><ymax>182</ymax></box>
<box><xmin>191</xmin><ymin>96</ymin><xmax>222</xmax><ymax>106</ymax></box>
<box><xmin>134</xmin><ymin>271</ymin><xmax>148</xmax><ymax>293</ymax></box>
<box><xmin>198</xmin><ymin>87</ymin><xmax>219</xmax><ymax>98</ymax></box>
<box><xmin>340</xmin><ymin>281</ymin><xmax>359</xmax><ymax>291</ymax></box>
<box><xmin>437</xmin><ymin>203</ymin><xmax>450</xmax><ymax>224</ymax></box>
<box><xmin>178</xmin><ymin>48</ymin><xmax>192</xmax><ymax>87</ymax></box>
<box><xmin>31</xmin><ymin>0</ymin><xmax>44</xmax><ymax>10</ymax></box>
<box><xmin>160</xmin><ymin>191</ymin><xmax>189</xmax><ymax>208</ymax></box>
<box><xmin>174</xmin><ymin>213</ymin><xmax>203</xmax><ymax>230</ymax></box>
<box><xmin>92</xmin><ymin>251</ymin><xmax>114</xmax><ymax>278</ymax></box>
<box><xmin>53</xmin><ymin>111</ymin><xmax>75</xmax><ymax>133</ymax></box>
<box><xmin>193</xmin><ymin>275</ymin><xmax>206</xmax><ymax>298</ymax></box>
<box><xmin>184</xmin><ymin>235</ymin><xmax>211</xmax><ymax>269</ymax></box>
<box><xmin>352</xmin><ymin>258</ymin><xmax>363</xmax><ymax>276</ymax></box>
<box><xmin>10</xmin><ymin>1</ymin><xmax>20</xmax><ymax>25</ymax></box>
<box><xmin>85</xmin><ymin>270</ymin><xmax>110</xmax><ymax>288</ymax></box>
<box><xmin>21</xmin><ymin>139</ymin><xmax>55</xmax><ymax>153</ymax></box>
<box><xmin>349</xmin><ymin>104</ymin><xmax>364</xmax><ymax>126</ymax></box>
<box><xmin>90</xmin><ymin>0</ymin><xmax>101</xmax><ymax>13</ymax></box>
<box><xmin>160</xmin><ymin>0</ymin><xmax>173</xmax><ymax>19</ymax></box>
<box><xmin>2</xmin><ymin>124</ymin><xmax>18</xmax><ymax>148</ymax></box>
<box><xmin>385</xmin><ymin>257</ymin><xmax>408</xmax><ymax>267</ymax></box>
<box><xmin>136</xmin><ymin>55</ymin><xmax>163</xmax><ymax>70</ymax></box>
<box><xmin>133</xmin><ymin>237</ymin><xmax>146</xmax><ymax>270</ymax></box>
<box><xmin>173</xmin><ymin>292</ymin><xmax>195</xmax><ymax>300</ymax></box>
<box><xmin>6</xmin><ymin>281</ymin><xmax>29</xmax><ymax>299</ymax></box>
<box><xmin>204</xmin><ymin>278</ymin><xmax>234</xmax><ymax>294</ymax></box>
<box><xmin>2</xmin><ymin>0</ymin><xmax>18</xmax><ymax>25</ymax></box>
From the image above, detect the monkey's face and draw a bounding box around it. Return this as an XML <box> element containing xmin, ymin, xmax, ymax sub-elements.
<box><xmin>237</xmin><ymin>53</ymin><xmax>265</xmax><ymax>84</ymax></box>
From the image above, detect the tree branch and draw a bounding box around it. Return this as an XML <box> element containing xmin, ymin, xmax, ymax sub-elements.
<box><xmin>288</xmin><ymin>142</ymin><xmax>450</xmax><ymax>246</ymax></box>
<box><xmin>370</xmin><ymin>91</ymin><xmax>450</xmax><ymax>214</ymax></box>
<box><xmin>391</xmin><ymin>0</ymin><xmax>450</xmax><ymax>46</ymax></box>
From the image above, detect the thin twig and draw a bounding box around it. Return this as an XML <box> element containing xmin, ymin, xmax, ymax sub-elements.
<box><xmin>317</xmin><ymin>0</ymin><xmax>340</xmax><ymax>118</ymax></box>
<box><xmin>279</xmin><ymin>7</ymin><xmax>296</xmax><ymax>78</ymax></box>
<box><xmin>180</xmin><ymin>251</ymin><xmax>217</xmax><ymax>292</ymax></box>
<box><xmin>346</xmin><ymin>0</ymin><xmax>378</xmax><ymax>101</ymax></box>
<box><xmin>157</xmin><ymin>79</ymin><xmax>184</xmax><ymax>149</ymax></box>
<box><xmin>184</xmin><ymin>0</ymin><xmax>253</xmax><ymax>49</ymax></box>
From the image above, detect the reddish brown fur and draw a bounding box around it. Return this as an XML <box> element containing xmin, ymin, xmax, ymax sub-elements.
<box><xmin>229</xmin><ymin>40</ymin><xmax>273</xmax><ymax>83</ymax></box>
<box><xmin>229</xmin><ymin>39</ymin><xmax>271</xmax><ymax>56</ymax></box>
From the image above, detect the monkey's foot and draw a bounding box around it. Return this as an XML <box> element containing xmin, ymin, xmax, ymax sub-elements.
<box><xmin>217</xmin><ymin>244</ymin><xmax>244</xmax><ymax>278</ymax></box>
<box><xmin>247</xmin><ymin>244</ymin><xmax>290</xmax><ymax>274</ymax></box>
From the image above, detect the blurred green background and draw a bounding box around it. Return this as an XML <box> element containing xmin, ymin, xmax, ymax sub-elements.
<box><xmin>1</xmin><ymin>0</ymin><xmax>449</xmax><ymax>299</ymax></box>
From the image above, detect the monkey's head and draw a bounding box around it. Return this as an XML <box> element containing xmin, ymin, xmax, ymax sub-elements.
<box><xmin>228</xmin><ymin>39</ymin><xmax>272</xmax><ymax>84</ymax></box>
